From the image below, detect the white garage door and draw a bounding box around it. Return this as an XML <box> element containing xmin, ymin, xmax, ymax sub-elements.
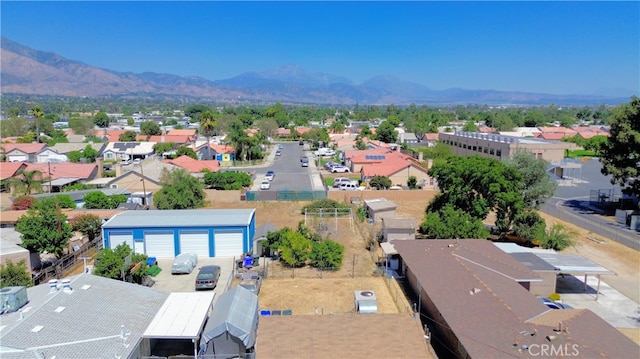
<box><xmin>179</xmin><ymin>231</ymin><xmax>210</xmax><ymax>257</ymax></box>
<box><xmin>214</xmin><ymin>231</ymin><xmax>244</xmax><ymax>257</ymax></box>
<box><xmin>109</xmin><ymin>232</ymin><xmax>133</xmax><ymax>250</ymax></box>
<box><xmin>144</xmin><ymin>231</ymin><xmax>175</xmax><ymax>258</ymax></box>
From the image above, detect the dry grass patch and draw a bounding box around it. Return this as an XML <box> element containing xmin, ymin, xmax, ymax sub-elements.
<box><xmin>258</xmin><ymin>277</ymin><xmax>402</xmax><ymax>315</ymax></box>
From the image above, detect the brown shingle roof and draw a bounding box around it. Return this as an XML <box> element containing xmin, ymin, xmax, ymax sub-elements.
<box><xmin>393</xmin><ymin>239</ymin><xmax>640</xmax><ymax>358</ymax></box>
<box><xmin>256</xmin><ymin>314</ymin><xmax>434</xmax><ymax>359</ymax></box>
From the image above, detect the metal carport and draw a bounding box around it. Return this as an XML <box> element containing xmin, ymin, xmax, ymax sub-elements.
<box><xmin>143</xmin><ymin>292</ymin><xmax>216</xmax><ymax>358</ymax></box>
<box><xmin>533</xmin><ymin>252</ymin><xmax>616</xmax><ymax>301</ymax></box>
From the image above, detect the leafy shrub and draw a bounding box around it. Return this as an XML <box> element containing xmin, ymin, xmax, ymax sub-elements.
<box><xmin>369</xmin><ymin>175</ymin><xmax>392</xmax><ymax>190</ymax></box>
<box><xmin>11</xmin><ymin>196</ymin><xmax>35</xmax><ymax>210</ymax></box>
<box><xmin>309</xmin><ymin>239</ymin><xmax>344</xmax><ymax>268</ymax></box>
<box><xmin>55</xmin><ymin>194</ymin><xmax>76</xmax><ymax>209</ymax></box>
<box><xmin>203</xmin><ymin>171</ymin><xmax>252</xmax><ymax>190</ymax></box>
<box><xmin>407</xmin><ymin>176</ymin><xmax>418</xmax><ymax>189</ymax></box>
<box><xmin>356</xmin><ymin>206</ymin><xmax>367</xmax><ymax>222</ymax></box>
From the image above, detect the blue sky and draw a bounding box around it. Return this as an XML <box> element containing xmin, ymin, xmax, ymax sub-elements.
<box><xmin>2</xmin><ymin>1</ymin><xmax>638</xmax><ymax>96</ymax></box>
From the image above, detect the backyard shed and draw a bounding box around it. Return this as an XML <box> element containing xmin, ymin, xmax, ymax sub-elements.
<box><xmin>102</xmin><ymin>209</ymin><xmax>256</xmax><ymax>258</ymax></box>
<box><xmin>252</xmin><ymin>222</ymin><xmax>277</xmax><ymax>257</ymax></box>
<box><xmin>382</xmin><ymin>217</ymin><xmax>416</xmax><ymax>241</ymax></box>
<box><xmin>363</xmin><ymin>198</ymin><xmax>397</xmax><ymax>223</ymax></box>
<box><xmin>200</xmin><ymin>286</ymin><xmax>259</xmax><ymax>359</ymax></box>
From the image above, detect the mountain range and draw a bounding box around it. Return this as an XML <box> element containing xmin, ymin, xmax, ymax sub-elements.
<box><xmin>0</xmin><ymin>37</ymin><xmax>629</xmax><ymax>106</ymax></box>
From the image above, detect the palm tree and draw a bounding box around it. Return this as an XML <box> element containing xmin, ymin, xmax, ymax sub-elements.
<box><xmin>30</xmin><ymin>106</ymin><xmax>44</xmax><ymax>143</ymax></box>
<box><xmin>200</xmin><ymin>110</ymin><xmax>217</xmax><ymax>160</ymax></box>
<box><xmin>10</xmin><ymin>169</ymin><xmax>46</xmax><ymax>195</ymax></box>
<box><xmin>539</xmin><ymin>223</ymin><xmax>577</xmax><ymax>251</ymax></box>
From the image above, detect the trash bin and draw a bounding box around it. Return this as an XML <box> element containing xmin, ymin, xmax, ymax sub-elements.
<box><xmin>243</xmin><ymin>256</ymin><xmax>253</xmax><ymax>269</ymax></box>
<box><xmin>146</xmin><ymin>257</ymin><xmax>157</xmax><ymax>267</ymax></box>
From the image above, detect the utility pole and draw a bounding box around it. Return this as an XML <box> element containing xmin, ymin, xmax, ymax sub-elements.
<box><xmin>139</xmin><ymin>161</ymin><xmax>147</xmax><ymax>206</ymax></box>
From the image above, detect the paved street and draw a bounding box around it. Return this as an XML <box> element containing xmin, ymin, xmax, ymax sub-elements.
<box><xmin>541</xmin><ymin>158</ymin><xmax>640</xmax><ymax>249</ymax></box>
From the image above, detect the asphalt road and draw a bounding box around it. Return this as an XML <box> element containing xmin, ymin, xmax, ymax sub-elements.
<box><xmin>254</xmin><ymin>142</ymin><xmax>315</xmax><ymax>191</ymax></box>
<box><xmin>540</xmin><ymin>159</ymin><xmax>640</xmax><ymax>250</ymax></box>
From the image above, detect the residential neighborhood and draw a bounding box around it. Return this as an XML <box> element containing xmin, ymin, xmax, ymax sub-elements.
<box><xmin>0</xmin><ymin>100</ymin><xmax>638</xmax><ymax>359</ymax></box>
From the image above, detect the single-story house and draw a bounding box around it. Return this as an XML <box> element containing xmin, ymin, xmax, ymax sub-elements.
<box><xmin>200</xmin><ymin>286</ymin><xmax>259</xmax><ymax>358</ymax></box>
<box><xmin>24</xmin><ymin>162</ymin><xmax>99</xmax><ymax>192</ymax></box>
<box><xmin>102</xmin><ymin>142</ymin><xmax>156</xmax><ymax>162</ymax></box>
<box><xmin>382</xmin><ymin>217</ymin><xmax>416</xmax><ymax>242</ymax></box>
<box><xmin>165</xmin><ymin>155</ymin><xmax>221</xmax><ymax>176</ymax></box>
<box><xmin>0</xmin><ymin>273</ymin><xmax>169</xmax><ymax>359</ymax></box>
<box><xmin>361</xmin><ymin>159</ymin><xmax>433</xmax><ymax>189</ymax></box>
<box><xmin>393</xmin><ymin>239</ymin><xmax>639</xmax><ymax>359</ymax></box>
<box><xmin>399</xmin><ymin>132</ymin><xmax>419</xmax><ymax>144</ymax></box>
<box><xmin>2</xmin><ymin>143</ymin><xmax>47</xmax><ymax>163</ymax></box>
<box><xmin>48</xmin><ymin>142</ymin><xmax>106</xmax><ymax>157</ymax></box>
<box><xmin>84</xmin><ymin>170</ymin><xmax>161</xmax><ymax>204</ymax></box>
<box><xmin>102</xmin><ymin>209</ymin><xmax>257</xmax><ymax>258</ymax></box>
<box><xmin>363</xmin><ymin>198</ymin><xmax>397</xmax><ymax>223</ymax></box>
<box><xmin>256</xmin><ymin>313</ymin><xmax>433</xmax><ymax>359</ymax></box>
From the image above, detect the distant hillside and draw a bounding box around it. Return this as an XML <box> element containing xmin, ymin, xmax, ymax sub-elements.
<box><xmin>0</xmin><ymin>37</ymin><xmax>629</xmax><ymax>106</ymax></box>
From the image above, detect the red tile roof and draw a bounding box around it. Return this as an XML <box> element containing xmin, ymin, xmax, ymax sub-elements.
<box><xmin>209</xmin><ymin>143</ymin><xmax>235</xmax><ymax>154</ymax></box>
<box><xmin>166</xmin><ymin>155</ymin><xmax>220</xmax><ymax>173</ymax></box>
<box><xmin>24</xmin><ymin>162</ymin><xmax>97</xmax><ymax>180</ymax></box>
<box><xmin>424</xmin><ymin>133</ymin><xmax>440</xmax><ymax>141</ymax></box>
<box><xmin>537</xmin><ymin>126</ymin><xmax>577</xmax><ymax>134</ymax></box>
<box><xmin>93</xmin><ymin>129</ymin><xmax>127</xmax><ymax>141</ymax></box>
<box><xmin>277</xmin><ymin>128</ymin><xmax>291</xmax><ymax>136</ymax></box>
<box><xmin>0</xmin><ymin>162</ymin><xmax>27</xmax><ymax>180</ymax></box>
<box><xmin>296</xmin><ymin>127</ymin><xmax>312</xmax><ymax>135</ymax></box>
<box><xmin>343</xmin><ymin>148</ymin><xmax>389</xmax><ymax>161</ymax></box>
<box><xmin>168</xmin><ymin>129</ymin><xmax>196</xmax><ymax>136</ymax></box>
<box><xmin>535</xmin><ymin>132</ymin><xmax>571</xmax><ymax>140</ymax></box>
<box><xmin>140</xmin><ymin>135</ymin><xmax>193</xmax><ymax>143</ymax></box>
<box><xmin>1</xmin><ymin>143</ymin><xmax>47</xmax><ymax>154</ymax></box>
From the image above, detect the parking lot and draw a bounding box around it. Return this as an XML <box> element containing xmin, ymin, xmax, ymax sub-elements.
<box><xmin>150</xmin><ymin>256</ymin><xmax>237</xmax><ymax>297</ymax></box>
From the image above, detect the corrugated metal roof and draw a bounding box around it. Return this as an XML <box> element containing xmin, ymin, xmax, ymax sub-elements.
<box><xmin>143</xmin><ymin>292</ymin><xmax>215</xmax><ymax>339</ymax></box>
<box><xmin>534</xmin><ymin>252</ymin><xmax>615</xmax><ymax>275</ymax></box>
<box><xmin>102</xmin><ymin>209</ymin><xmax>255</xmax><ymax>228</ymax></box>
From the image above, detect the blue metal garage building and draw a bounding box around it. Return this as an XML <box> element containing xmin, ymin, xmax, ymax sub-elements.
<box><xmin>102</xmin><ymin>209</ymin><xmax>256</xmax><ymax>258</ymax></box>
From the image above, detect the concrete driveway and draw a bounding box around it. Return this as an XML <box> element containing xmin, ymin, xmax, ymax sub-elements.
<box><xmin>149</xmin><ymin>256</ymin><xmax>237</xmax><ymax>296</ymax></box>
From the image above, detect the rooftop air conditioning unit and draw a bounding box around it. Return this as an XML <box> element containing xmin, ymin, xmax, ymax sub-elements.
<box><xmin>354</xmin><ymin>290</ymin><xmax>378</xmax><ymax>314</ymax></box>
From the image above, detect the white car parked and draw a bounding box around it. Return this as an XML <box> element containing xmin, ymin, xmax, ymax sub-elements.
<box><xmin>260</xmin><ymin>179</ymin><xmax>271</xmax><ymax>190</ymax></box>
<box><xmin>331</xmin><ymin>165</ymin><xmax>350</xmax><ymax>173</ymax></box>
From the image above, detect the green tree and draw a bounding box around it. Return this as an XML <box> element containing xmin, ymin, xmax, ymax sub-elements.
<box><xmin>511</xmin><ymin>210</ymin><xmax>547</xmax><ymax>244</ymax></box>
<box><xmin>153</xmin><ymin>142</ymin><xmax>177</xmax><ymax>156</ymax></box>
<box><xmin>16</xmin><ymin>197</ymin><xmax>72</xmax><ymax>258</ymax></box>
<box><xmin>462</xmin><ymin>121</ymin><xmax>479</xmax><ymax>132</ymax></box>
<box><xmin>54</xmin><ymin>194</ymin><xmax>76</xmax><ymax>209</ymax></box>
<box><xmin>30</xmin><ymin>105</ymin><xmax>45</xmax><ymax>143</ymax></box>
<box><xmin>154</xmin><ymin>168</ymin><xmax>205</xmax><ymax>209</ymax></box>
<box><xmin>599</xmin><ymin>96</ymin><xmax>640</xmax><ymax>198</ymax></box>
<box><xmin>81</xmin><ymin>145</ymin><xmax>99</xmax><ymax>163</ymax></box>
<box><xmin>68</xmin><ymin>116</ymin><xmax>94</xmax><ymax>135</ymax></box>
<box><xmin>140</xmin><ymin>121</ymin><xmax>161</xmax><ymax>136</ymax></box>
<box><xmin>255</xmin><ymin>118</ymin><xmax>278</xmax><ymax>139</ymax></box>
<box><xmin>375</xmin><ymin>121</ymin><xmax>398</xmax><ymax>143</ymax></box>
<box><xmin>303</xmin><ymin>128</ymin><xmax>330</xmax><ymax>148</ymax></box>
<box><xmin>175</xmin><ymin>146</ymin><xmax>198</xmax><ymax>160</ymax></box>
<box><xmin>0</xmin><ymin>260</ymin><xmax>32</xmax><ymax>288</ymax></box>
<box><xmin>539</xmin><ymin>223</ymin><xmax>576</xmax><ymax>251</ymax></box>
<box><xmin>407</xmin><ymin>176</ymin><xmax>418</xmax><ymax>189</ymax></box>
<box><xmin>184</xmin><ymin>104</ymin><xmax>210</xmax><ymax>122</ymax></box>
<box><xmin>419</xmin><ymin>204</ymin><xmax>489</xmax><ymax>239</ymax></box>
<box><xmin>10</xmin><ymin>169</ymin><xmax>46</xmax><ymax>195</ymax></box>
<box><xmin>119</xmin><ymin>131</ymin><xmax>138</xmax><ymax>142</ymax></box>
<box><xmin>93</xmin><ymin>111</ymin><xmax>110</xmax><ymax>128</ymax></box>
<box><xmin>83</xmin><ymin>192</ymin><xmax>127</xmax><ymax>209</ymax></box>
<box><xmin>503</xmin><ymin>150</ymin><xmax>557</xmax><ymax>209</ymax></box>
<box><xmin>369</xmin><ymin>175</ymin><xmax>392</xmax><ymax>190</ymax></box>
<box><xmin>200</xmin><ymin>110</ymin><xmax>218</xmax><ymax>160</ymax></box>
<box><xmin>92</xmin><ymin>243</ymin><xmax>146</xmax><ymax>282</ymax></box>
<box><xmin>203</xmin><ymin>171</ymin><xmax>252</xmax><ymax>190</ymax></box>
<box><xmin>309</xmin><ymin>239</ymin><xmax>344</xmax><ymax>268</ymax></box>
<box><xmin>71</xmin><ymin>214</ymin><xmax>103</xmax><ymax>241</ymax></box>
<box><xmin>428</xmin><ymin>155</ymin><xmax>523</xmax><ymax>232</ymax></box>
<box><xmin>278</xmin><ymin>230</ymin><xmax>312</xmax><ymax>267</ymax></box>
